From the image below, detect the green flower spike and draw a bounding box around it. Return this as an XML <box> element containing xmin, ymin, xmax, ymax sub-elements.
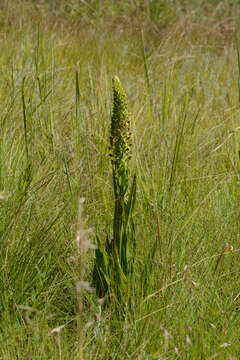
<box><xmin>110</xmin><ymin>76</ymin><xmax>132</xmax><ymax>198</ymax></box>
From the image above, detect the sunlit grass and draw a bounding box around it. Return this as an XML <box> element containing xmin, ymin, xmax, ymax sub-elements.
<box><xmin>1</xmin><ymin>0</ymin><xmax>240</xmax><ymax>359</ymax></box>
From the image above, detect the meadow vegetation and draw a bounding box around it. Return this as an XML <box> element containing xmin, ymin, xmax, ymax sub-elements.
<box><xmin>1</xmin><ymin>0</ymin><xmax>240</xmax><ymax>358</ymax></box>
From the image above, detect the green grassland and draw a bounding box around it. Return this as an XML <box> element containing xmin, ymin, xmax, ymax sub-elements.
<box><xmin>1</xmin><ymin>0</ymin><xmax>240</xmax><ymax>358</ymax></box>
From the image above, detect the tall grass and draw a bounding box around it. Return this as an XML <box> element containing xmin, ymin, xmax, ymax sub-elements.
<box><xmin>0</xmin><ymin>0</ymin><xmax>240</xmax><ymax>359</ymax></box>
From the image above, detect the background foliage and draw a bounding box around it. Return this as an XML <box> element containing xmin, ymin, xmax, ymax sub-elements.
<box><xmin>1</xmin><ymin>0</ymin><xmax>240</xmax><ymax>358</ymax></box>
